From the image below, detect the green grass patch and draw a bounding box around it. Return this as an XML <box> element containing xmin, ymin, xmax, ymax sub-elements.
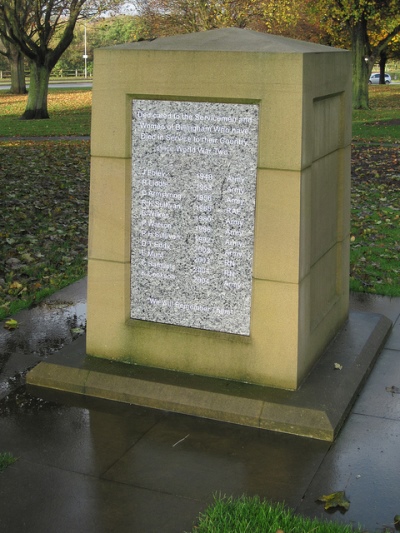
<box><xmin>352</xmin><ymin>85</ymin><xmax>400</xmax><ymax>143</ymax></box>
<box><xmin>350</xmin><ymin>144</ymin><xmax>400</xmax><ymax>296</ymax></box>
<box><xmin>0</xmin><ymin>88</ymin><xmax>91</xmax><ymax>137</ymax></box>
<box><xmin>190</xmin><ymin>495</ymin><xmax>361</xmax><ymax>533</ymax></box>
<box><xmin>350</xmin><ymin>85</ymin><xmax>400</xmax><ymax>295</ymax></box>
<box><xmin>0</xmin><ymin>452</ymin><xmax>17</xmax><ymax>473</ymax></box>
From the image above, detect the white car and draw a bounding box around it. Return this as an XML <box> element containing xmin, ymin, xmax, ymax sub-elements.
<box><xmin>369</xmin><ymin>73</ymin><xmax>391</xmax><ymax>84</ymax></box>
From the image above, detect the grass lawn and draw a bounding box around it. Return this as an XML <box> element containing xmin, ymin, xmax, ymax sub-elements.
<box><xmin>0</xmin><ymin>85</ymin><xmax>399</xmax><ymax>320</ymax></box>
<box><xmin>351</xmin><ymin>143</ymin><xmax>399</xmax><ymax>295</ymax></box>
<box><xmin>0</xmin><ymin>88</ymin><xmax>91</xmax><ymax>137</ymax></box>
<box><xmin>350</xmin><ymin>85</ymin><xmax>400</xmax><ymax>295</ymax></box>
<box><xmin>353</xmin><ymin>85</ymin><xmax>400</xmax><ymax>143</ymax></box>
<box><xmin>190</xmin><ymin>494</ymin><xmax>362</xmax><ymax>533</ymax></box>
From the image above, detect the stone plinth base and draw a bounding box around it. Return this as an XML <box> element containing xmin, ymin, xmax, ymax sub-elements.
<box><xmin>27</xmin><ymin>311</ymin><xmax>391</xmax><ymax>441</ymax></box>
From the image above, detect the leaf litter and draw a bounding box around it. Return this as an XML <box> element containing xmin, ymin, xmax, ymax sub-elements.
<box><xmin>350</xmin><ymin>143</ymin><xmax>400</xmax><ymax>296</ymax></box>
<box><xmin>0</xmin><ymin>140</ymin><xmax>90</xmax><ymax>319</ymax></box>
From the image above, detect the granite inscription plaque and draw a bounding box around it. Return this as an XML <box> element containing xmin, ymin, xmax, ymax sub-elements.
<box><xmin>130</xmin><ymin>100</ymin><xmax>259</xmax><ymax>335</ymax></box>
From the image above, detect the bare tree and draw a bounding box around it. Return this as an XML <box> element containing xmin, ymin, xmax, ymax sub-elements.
<box><xmin>0</xmin><ymin>28</ymin><xmax>27</xmax><ymax>94</ymax></box>
<box><xmin>0</xmin><ymin>0</ymin><xmax>123</xmax><ymax>119</ymax></box>
<box><xmin>311</xmin><ymin>0</ymin><xmax>400</xmax><ymax>108</ymax></box>
<box><xmin>9</xmin><ymin>43</ymin><xmax>27</xmax><ymax>94</ymax></box>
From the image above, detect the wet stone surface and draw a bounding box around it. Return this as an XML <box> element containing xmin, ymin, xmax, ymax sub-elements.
<box><xmin>0</xmin><ymin>278</ymin><xmax>87</xmax><ymax>399</ymax></box>
<box><xmin>0</xmin><ymin>386</ymin><xmax>61</xmax><ymax>416</ymax></box>
<box><xmin>1</xmin><ymin>278</ymin><xmax>400</xmax><ymax>532</ymax></box>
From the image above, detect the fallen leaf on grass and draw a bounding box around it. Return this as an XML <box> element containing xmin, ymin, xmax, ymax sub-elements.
<box><xmin>350</xmin><ymin>143</ymin><xmax>400</xmax><ymax>296</ymax></box>
<box><xmin>20</xmin><ymin>252</ymin><xmax>35</xmax><ymax>263</ymax></box>
<box><xmin>4</xmin><ymin>319</ymin><xmax>18</xmax><ymax>330</ymax></box>
<box><xmin>9</xmin><ymin>281</ymin><xmax>23</xmax><ymax>290</ymax></box>
<box><xmin>317</xmin><ymin>491</ymin><xmax>350</xmax><ymax>511</ymax></box>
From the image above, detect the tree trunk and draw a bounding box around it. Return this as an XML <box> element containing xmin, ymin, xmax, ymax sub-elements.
<box><xmin>9</xmin><ymin>44</ymin><xmax>27</xmax><ymax>95</ymax></box>
<box><xmin>379</xmin><ymin>50</ymin><xmax>387</xmax><ymax>84</ymax></box>
<box><xmin>351</xmin><ymin>19</ymin><xmax>370</xmax><ymax>109</ymax></box>
<box><xmin>20</xmin><ymin>62</ymin><xmax>50</xmax><ymax>120</ymax></box>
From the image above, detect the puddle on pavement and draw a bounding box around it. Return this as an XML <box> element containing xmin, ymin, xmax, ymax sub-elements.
<box><xmin>0</xmin><ymin>386</ymin><xmax>62</xmax><ymax>416</ymax></box>
<box><xmin>0</xmin><ymin>278</ymin><xmax>87</xmax><ymax>400</ymax></box>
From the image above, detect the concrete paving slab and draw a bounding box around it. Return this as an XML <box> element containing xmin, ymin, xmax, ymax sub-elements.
<box><xmin>385</xmin><ymin>314</ymin><xmax>400</xmax><ymax>351</ymax></box>
<box><xmin>0</xmin><ymin>351</ymin><xmax>41</xmax><ymax>400</ymax></box>
<box><xmin>297</xmin><ymin>413</ymin><xmax>400</xmax><ymax>532</ymax></box>
<box><xmin>0</xmin><ymin>385</ymin><xmax>327</xmax><ymax>530</ymax></box>
<box><xmin>350</xmin><ymin>292</ymin><xmax>400</xmax><ymax>352</ymax></box>
<box><xmin>352</xmin><ymin>348</ymin><xmax>400</xmax><ymax>420</ymax></box>
<box><xmin>102</xmin><ymin>412</ymin><xmax>329</xmax><ymax>507</ymax></box>
<box><xmin>0</xmin><ymin>392</ymin><xmax>164</xmax><ymax>476</ymax></box>
<box><xmin>350</xmin><ymin>291</ymin><xmax>400</xmax><ymax>323</ymax></box>
<box><xmin>0</xmin><ymin>458</ymin><xmax>205</xmax><ymax>533</ymax></box>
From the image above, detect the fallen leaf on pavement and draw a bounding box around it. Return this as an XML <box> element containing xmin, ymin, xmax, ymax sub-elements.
<box><xmin>386</xmin><ymin>386</ymin><xmax>400</xmax><ymax>395</ymax></box>
<box><xmin>317</xmin><ymin>491</ymin><xmax>350</xmax><ymax>511</ymax></box>
<box><xmin>4</xmin><ymin>319</ymin><xmax>19</xmax><ymax>330</ymax></box>
<box><xmin>71</xmin><ymin>327</ymin><xmax>85</xmax><ymax>335</ymax></box>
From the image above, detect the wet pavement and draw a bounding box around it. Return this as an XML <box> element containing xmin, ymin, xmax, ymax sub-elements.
<box><xmin>0</xmin><ymin>278</ymin><xmax>86</xmax><ymax>400</ymax></box>
<box><xmin>0</xmin><ymin>280</ymin><xmax>400</xmax><ymax>532</ymax></box>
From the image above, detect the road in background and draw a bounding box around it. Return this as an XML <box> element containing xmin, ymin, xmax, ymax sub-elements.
<box><xmin>0</xmin><ymin>81</ymin><xmax>92</xmax><ymax>91</ymax></box>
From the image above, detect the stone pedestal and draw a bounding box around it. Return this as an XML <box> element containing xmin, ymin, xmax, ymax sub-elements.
<box><xmin>87</xmin><ymin>28</ymin><xmax>352</xmax><ymax>390</ymax></box>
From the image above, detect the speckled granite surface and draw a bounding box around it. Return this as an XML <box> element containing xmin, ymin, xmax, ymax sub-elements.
<box><xmin>130</xmin><ymin>100</ymin><xmax>259</xmax><ymax>335</ymax></box>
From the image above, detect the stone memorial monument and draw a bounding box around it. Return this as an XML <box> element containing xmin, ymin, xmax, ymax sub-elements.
<box><xmin>87</xmin><ymin>27</ymin><xmax>352</xmax><ymax>389</ymax></box>
<box><xmin>28</xmin><ymin>28</ymin><xmax>392</xmax><ymax>440</ymax></box>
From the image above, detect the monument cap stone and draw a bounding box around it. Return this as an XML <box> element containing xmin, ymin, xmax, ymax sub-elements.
<box><xmin>108</xmin><ymin>27</ymin><xmax>343</xmax><ymax>53</ymax></box>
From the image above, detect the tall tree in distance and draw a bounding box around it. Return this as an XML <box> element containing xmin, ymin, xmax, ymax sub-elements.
<box><xmin>133</xmin><ymin>0</ymin><xmax>322</xmax><ymax>40</ymax></box>
<box><xmin>309</xmin><ymin>0</ymin><xmax>400</xmax><ymax>108</ymax></box>
<box><xmin>0</xmin><ymin>0</ymin><xmax>124</xmax><ymax>119</ymax></box>
<box><xmin>134</xmin><ymin>0</ymin><xmax>254</xmax><ymax>36</ymax></box>
<box><xmin>0</xmin><ymin>8</ymin><xmax>29</xmax><ymax>94</ymax></box>
<box><xmin>0</xmin><ymin>0</ymin><xmax>89</xmax><ymax>119</ymax></box>
<box><xmin>253</xmin><ymin>0</ymin><xmax>329</xmax><ymax>43</ymax></box>
<box><xmin>0</xmin><ymin>39</ymin><xmax>27</xmax><ymax>94</ymax></box>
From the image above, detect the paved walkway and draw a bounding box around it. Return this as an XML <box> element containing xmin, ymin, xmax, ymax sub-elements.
<box><xmin>1</xmin><ymin>279</ymin><xmax>400</xmax><ymax>532</ymax></box>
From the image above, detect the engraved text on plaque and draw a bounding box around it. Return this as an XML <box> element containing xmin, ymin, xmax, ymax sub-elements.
<box><xmin>130</xmin><ymin>100</ymin><xmax>259</xmax><ymax>335</ymax></box>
